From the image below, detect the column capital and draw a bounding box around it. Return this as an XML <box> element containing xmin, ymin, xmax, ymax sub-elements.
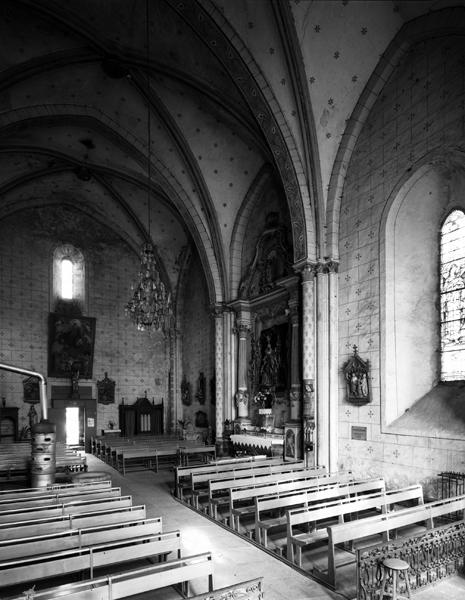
<box><xmin>211</xmin><ymin>302</ymin><xmax>226</xmax><ymax>318</ymax></box>
<box><xmin>295</xmin><ymin>261</ymin><xmax>318</xmax><ymax>282</ymax></box>
<box><xmin>233</xmin><ymin>321</ymin><xmax>252</xmax><ymax>337</ymax></box>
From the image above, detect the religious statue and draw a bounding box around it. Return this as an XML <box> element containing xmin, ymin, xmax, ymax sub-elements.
<box><xmin>343</xmin><ymin>345</ymin><xmax>370</xmax><ymax>405</ymax></box>
<box><xmin>195</xmin><ymin>371</ymin><xmax>206</xmax><ymax>404</ymax></box>
<box><xmin>259</xmin><ymin>334</ymin><xmax>279</xmax><ymax>388</ymax></box>
<box><xmin>181</xmin><ymin>376</ymin><xmax>192</xmax><ymax>406</ymax></box>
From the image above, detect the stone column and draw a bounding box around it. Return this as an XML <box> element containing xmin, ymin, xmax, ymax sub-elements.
<box><xmin>234</xmin><ymin>317</ymin><xmax>252</xmax><ymax>423</ymax></box>
<box><xmin>213</xmin><ymin>304</ymin><xmax>225</xmax><ymax>451</ymax></box>
<box><xmin>169</xmin><ymin>327</ymin><xmax>182</xmax><ymax>435</ymax></box>
<box><xmin>301</xmin><ymin>264</ymin><xmax>316</xmax><ymax>466</ymax></box>
<box><xmin>223</xmin><ymin>308</ymin><xmax>236</xmax><ymax>424</ymax></box>
<box><xmin>316</xmin><ymin>262</ymin><xmax>330</xmax><ymax>471</ymax></box>
<box><xmin>328</xmin><ymin>261</ymin><xmax>339</xmax><ymax>473</ymax></box>
<box><xmin>288</xmin><ymin>288</ymin><xmax>301</xmax><ymax>421</ymax></box>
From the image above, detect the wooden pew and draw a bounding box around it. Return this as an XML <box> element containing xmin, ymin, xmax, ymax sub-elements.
<box><xmin>0</xmin><ymin>495</ymin><xmax>133</xmax><ymax>523</ymax></box>
<box><xmin>0</xmin><ymin>530</ymin><xmax>183</xmax><ymax>589</ymax></box>
<box><xmin>6</xmin><ymin>552</ymin><xmax>214</xmax><ymax>600</ymax></box>
<box><xmin>228</xmin><ymin>471</ymin><xmax>362</xmax><ymax>533</ymax></box>
<box><xmin>0</xmin><ymin>480</ymin><xmax>112</xmax><ymax>501</ymax></box>
<box><xmin>0</xmin><ymin>504</ymin><xmax>148</xmax><ymax>540</ymax></box>
<box><xmin>189</xmin><ymin>577</ymin><xmax>263</xmax><ymax>600</ymax></box>
<box><xmin>323</xmin><ymin>493</ymin><xmax>465</xmax><ymax>590</ymax></box>
<box><xmin>206</xmin><ymin>468</ymin><xmax>332</xmax><ymax>518</ymax></box>
<box><xmin>190</xmin><ymin>461</ymin><xmax>310</xmax><ymax>510</ymax></box>
<box><xmin>0</xmin><ymin>517</ymin><xmax>163</xmax><ymax>560</ymax></box>
<box><xmin>0</xmin><ymin>486</ymin><xmax>122</xmax><ymax>511</ymax></box>
<box><xmin>178</xmin><ymin>444</ymin><xmax>216</xmax><ymax>466</ymax></box>
<box><xmin>174</xmin><ymin>457</ymin><xmax>296</xmax><ymax>501</ymax></box>
<box><xmin>286</xmin><ymin>484</ymin><xmax>423</xmax><ymax>566</ymax></box>
<box><xmin>254</xmin><ymin>477</ymin><xmax>386</xmax><ymax>545</ymax></box>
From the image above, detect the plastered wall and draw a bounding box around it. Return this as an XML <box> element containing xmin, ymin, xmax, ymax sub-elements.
<box><xmin>0</xmin><ymin>206</ymin><xmax>168</xmax><ymax>436</ymax></box>
<box><xmin>338</xmin><ymin>34</ymin><xmax>465</xmax><ymax>493</ymax></box>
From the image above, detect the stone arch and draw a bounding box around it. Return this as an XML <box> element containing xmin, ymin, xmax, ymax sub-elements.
<box><xmin>169</xmin><ymin>0</ymin><xmax>315</xmax><ymax>264</ymax></box>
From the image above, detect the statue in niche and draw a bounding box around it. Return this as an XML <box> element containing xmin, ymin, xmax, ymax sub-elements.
<box><xmin>181</xmin><ymin>376</ymin><xmax>192</xmax><ymax>406</ymax></box>
<box><xmin>259</xmin><ymin>334</ymin><xmax>280</xmax><ymax>388</ymax></box>
<box><xmin>195</xmin><ymin>372</ymin><xmax>206</xmax><ymax>404</ymax></box>
<box><xmin>343</xmin><ymin>345</ymin><xmax>370</xmax><ymax>405</ymax></box>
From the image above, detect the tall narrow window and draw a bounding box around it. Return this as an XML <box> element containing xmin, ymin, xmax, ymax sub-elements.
<box><xmin>61</xmin><ymin>258</ymin><xmax>73</xmax><ymax>299</ymax></box>
<box><xmin>440</xmin><ymin>209</ymin><xmax>465</xmax><ymax>381</ymax></box>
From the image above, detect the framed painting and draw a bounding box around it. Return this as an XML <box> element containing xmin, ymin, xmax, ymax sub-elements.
<box><xmin>48</xmin><ymin>313</ymin><xmax>96</xmax><ymax>379</ymax></box>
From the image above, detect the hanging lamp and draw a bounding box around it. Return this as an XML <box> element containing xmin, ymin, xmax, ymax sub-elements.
<box><xmin>125</xmin><ymin>0</ymin><xmax>172</xmax><ymax>333</ymax></box>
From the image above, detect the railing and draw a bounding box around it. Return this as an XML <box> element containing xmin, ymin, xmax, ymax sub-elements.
<box><xmin>357</xmin><ymin>521</ymin><xmax>465</xmax><ymax>600</ymax></box>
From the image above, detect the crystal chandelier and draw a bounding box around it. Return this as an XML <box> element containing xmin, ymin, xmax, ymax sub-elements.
<box><xmin>125</xmin><ymin>0</ymin><xmax>172</xmax><ymax>334</ymax></box>
<box><xmin>125</xmin><ymin>242</ymin><xmax>171</xmax><ymax>333</ymax></box>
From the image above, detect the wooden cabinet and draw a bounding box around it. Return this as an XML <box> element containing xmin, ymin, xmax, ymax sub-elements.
<box><xmin>119</xmin><ymin>397</ymin><xmax>163</xmax><ymax>437</ymax></box>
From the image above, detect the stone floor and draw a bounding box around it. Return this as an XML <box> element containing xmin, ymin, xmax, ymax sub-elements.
<box><xmin>79</xmin><ymin>454</ymin><xmax>465</xmax><ymax>600</ymax></box>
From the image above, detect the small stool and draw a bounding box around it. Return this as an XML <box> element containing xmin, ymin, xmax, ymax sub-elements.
<box><xmin>379</xmin><ymin>558</ymin><xmax>412</xmax><ymax>600</ymax></box>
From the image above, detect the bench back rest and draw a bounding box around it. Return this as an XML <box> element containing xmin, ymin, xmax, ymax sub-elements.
<box><xmin>175</xmin><ymin>457</ymin><xmax>285</xmax><ymax>482</ymax></box>
<box><xmin>329</xmin><ymin>492</ymin><xmax>465</xmax><ymax>545</ymax></box>
<box><xmin>0</xmin><ymin>481</ymin><xmax>112</xmax><ymax>501</ymax></box>
<box><xmin>188</xmin><ymin>578</ymin><xmax>263</xmax><ymax>600</ymax></box>
<box><xmin>4</xmin><ymin>552</ymin><xmax>214</xmax><ymax>600</ymax></box>
<box><xmin>0</xmin><ymin>504</ymin><xmax>147</xmax><ymax>540</ymax></box>
<box><xmin>192</xmin><ymin>461</ymin><xmax>306</xmax><ymax>487</ymax></box>
<box><xmin>288</xmin><ymin>484</ymin><xmax>423</xmax><ymax>531</ymax></box>
<box><xmin>0</xmin><ymin>487</ymin><xmax>122</xmax><ymax>510</ymax></box>
<box><xmin>0</xmin><ymin>517</ymin><xmax>163</xmax><ymax>560</ymax></box>
<box><xmin>210</xmin><ymin>469</ymin><xmax>335</xmax><ymax>496</ymax></box>
<box><xmin>256</xmin><ymin>477</ymin><xmax>385</xmax><ymax>516</ymax></box>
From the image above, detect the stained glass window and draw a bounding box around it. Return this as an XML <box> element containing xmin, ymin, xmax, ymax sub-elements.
<box><xmin>440</xmin><ymin>210</ymin><xmax>465</xmax><ymax>381</ymax></box>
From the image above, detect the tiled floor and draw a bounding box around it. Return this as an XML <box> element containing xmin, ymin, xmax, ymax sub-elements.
<box><xmin>74</xmin><ymin>456</ymin><xmax>465</xmax><ymax>600</ymax></box>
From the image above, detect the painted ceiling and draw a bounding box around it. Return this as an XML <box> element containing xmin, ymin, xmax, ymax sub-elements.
<box><xmin>0</xmin><ymin>0</ymin><xmax>460</xmax><ymax>303</ymax></box>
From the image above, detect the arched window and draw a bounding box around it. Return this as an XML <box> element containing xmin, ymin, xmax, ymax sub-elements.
<box><xmin>61</xmin><ymin>258</ymin><xmax>73</xmax><ymax>299</ymax></box>
<box><xmin>52</xmin><ymin>244</ymin><xmax>86</xmax><ymax>310</ymax></box>
<box><xmin>440</xmin><ymin>209</ymin><xmax>465</xmax><ymax>381</ymax></box>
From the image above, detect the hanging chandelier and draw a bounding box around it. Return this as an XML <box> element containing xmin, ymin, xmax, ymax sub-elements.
<box><xmin>125</xmin><ymin>242</ymin><xmax>171</xmax><ymax>333</ymax></box>
<box><xmin>125</xmin><ymin>0</ymin><xmax>172</xmax><ymax>334</ymax></box>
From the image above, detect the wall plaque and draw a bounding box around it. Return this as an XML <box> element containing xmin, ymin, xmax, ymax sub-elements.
<box><xmin>351</xmin><ymin>426</ymin><xmax>367</xmax><ymax>441</ymax></box>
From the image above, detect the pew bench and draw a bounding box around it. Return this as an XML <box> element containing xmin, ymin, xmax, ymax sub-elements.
<box><xmin>0</xmin><ymin>503</ymin><xmax>148</xmax><ymax>540</ymax></box>
<box><xmin>0</xmin><ymin>494</ymin><xmax>134</xmax><ymax>524</ymax></box>
<box><xmin>0</xmin><ymin>530</ymin><xmax>183</xmax><ymax>590</ymax></box>
<box><xmin>174</xmin><ymin>456</ymin><xmax>284</xmax><ymax>500</ymax></box>
<box><xmin>255</xmin><ymin>477</ymin><xmax>386</xmax><ymax>546</ymax></box>
<box><xmin>205</xmin><ymin>467</ymin><xmax>326</xmax><ymax>518</ymax></box>
<box><xmin>0</xmin><ymin>516</ymin><xmax>163</xmax><ymax>560</ymax></box>
<box><xmin>8</xmin><ymin>552</ymin><xmax>214</xmax><ymax>600</ymax></box>
<box><xmin>286</xmin><ymin>484</ymin><xmax>423</xmax><ymax>567</ymax></box>
<box><xmin>323</xmin><ymin>492</ymin><xmax>465</xmax><ymax>590</ymax></box>
<box><xmin>0</xmin><ymin>486</ymin><xmax>122</xmax><ymax>511</ymax></box>
<box><xmin>0</xmin><ymin>480</ymin><xmax>112</xmax><ymax>501</ymax></box>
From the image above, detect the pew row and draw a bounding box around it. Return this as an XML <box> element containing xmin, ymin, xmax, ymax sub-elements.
<box><xmin>0</xmin><ymin>486</ymin><xmax>122</xmax><ymax>511</ymax></box>
<box><xmin>0</xmin><ymin>504</ymin><xmax>148</xmax><ymax>540</ymax></box>
<box><xmin>9</xmin><ymin>553</ymin><xmax>214</xmax><ymax>600</ymax></box>
<box><xmin>0</xmin><ymin>530</ymin><xmax>182</xmax><ymax>589</ymax></box>
<box><xmin>189</xmin><ymin>577</ymin><xmax>263</xmax><ymax>600</ymax></box>
<box><xmin>208</xmin><ymin>469</ymin><xmax>348</xmax><ymax>521</ymax></box>
<box><xmin>174</xmin><ymin>456</ymin><xmax>286</xmax><ymax>499</ymax></box>
<box><xmin>286</xmin><ymin>483</ymin><xmax>424</xmax><ymax>566</ymax></box>
<box><xmin>0</xmin><ymin>494</ymin><xmax>133</xmax><ymax>523</ymax></box>
<box><xmin>0</xmin><ymin>480</ymin><xmax>112</xmax><ymax>501</ymax></box>
<box><xmin>0</xmin><ymin>517</ymin><xmax>163</xmax><ymax>560</ymax></box>
<box><xmin>322</xmin><ymin>492</ymin><xmax>465</xmax><ymax>589</ymax></box>
<box><xmin>254</xmin><ymin>477</ymin><xmax>386</xmax><ymax>546</ymax></box>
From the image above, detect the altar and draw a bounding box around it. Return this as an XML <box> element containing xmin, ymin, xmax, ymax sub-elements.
<box><xmin>230</xmin><ymin>432</ymin><xmax>283</xmax><ymax>457</ymax></box>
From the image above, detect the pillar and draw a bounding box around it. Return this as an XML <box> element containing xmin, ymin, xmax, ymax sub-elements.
<box><xmin>301</xmin><ymin>263</ymin><xmax>316</xmax><ymax>467</ymax></box>
<box><xmin>223</xmin><ymin>308</ymin><xmax>236</xmax><ymax>424</ymax></box>
<box><xmin>316</xmin><ymin>262</ymin><xmax>330</xmax><ymax>471</ymax></box>
<box><xmin>288</xmin><ymin>288</ymin><xmax>301</xmax><ymax>421</ymax></box>
<box><xmin>213</xmin><ymin>304</ymin><xmax>225</xmax><ymax>453</ymax></box>
<box><xmin>328</xmin><ymin>261</ymin><xmax>339</xmax><ymax>473</ymax></box>
<box><xmin>234</xmin><ymin>314</ymin><xmax>252</xmax><ymax>423</ymax></box>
